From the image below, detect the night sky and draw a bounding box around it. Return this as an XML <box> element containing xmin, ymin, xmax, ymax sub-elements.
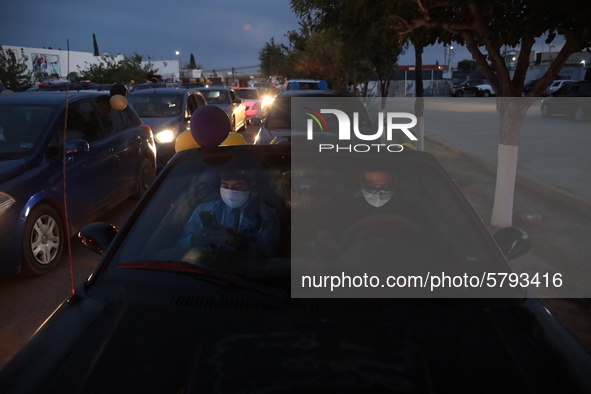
<box><xmin>1</xmin><ymin>0</ymin><xmax>561</xmax><ymax>73</ymax></box>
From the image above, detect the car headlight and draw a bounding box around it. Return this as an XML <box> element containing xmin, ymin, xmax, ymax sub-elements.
<box><xmin>261</xmin><ymin>96</ymin><xmax>275</xmax><ymax>107</ymax></box>
<box><xmin>0</xmin><ymin>192</ymin><xmax>16</xmax><ymax>217</ymax></box>
<box><xmin>154</xmin><ymin>128</ymin><xmax>177</xmax><ymax>144</ymax></box>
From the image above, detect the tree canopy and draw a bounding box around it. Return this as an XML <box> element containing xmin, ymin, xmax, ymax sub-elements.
<box><xmin>77</xmin><ymin>53</ymin><xmax>157</xmax><ymax>84</ymax></box>
<box><xmin>0</xmin><ymin>46</ymin><xmax>32</xmax><ymax>91</ymax></box>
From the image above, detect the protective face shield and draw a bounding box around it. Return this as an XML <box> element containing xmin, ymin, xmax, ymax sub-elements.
<box><xmin>220</xmin><ymin>188</ymin><xmax>250</xmax><ymax>208</ymax></box>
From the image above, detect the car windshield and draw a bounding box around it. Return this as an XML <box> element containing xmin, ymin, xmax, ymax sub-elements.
<box><xmin>0</xmin><ymin>104</ymin><xmax>57</xmax><ymax>158</ymax></box>
<box><xmin>265</xmin><ymin>98</ymin><xmax>292</xmax><ymax>129</ymax></box>
<box><xmin>200</xmin><ymin>90</ymin><xmax>231</xmax><ymax>105</ymax></box>
<box><xmin>101</xmin><ymin>148</ymin><xmax>507</xmax><ymax>294</ymax></box>
<box><xmin>104</xmin><ymin>150</ymin><xmax>291</xmax><ymax>281</ymax></box>
<box><xmin>265</xmin><ymin>96</ymin><xmax>373</xmax><ymax>131</ymax></box>
<box><xmin>128</xmin><ymin>94</ymin><xmax>184</xmax><ymax>117</ymax></box>
<box><xmin>236</xmin><ymin>90</ymin><xmax>259</xmax><ymax>100</ymax></box>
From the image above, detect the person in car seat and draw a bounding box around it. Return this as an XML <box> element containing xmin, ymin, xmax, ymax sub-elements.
<box><xmin>177</xmin><ymin>167</ymin><xmax>281</xmax><ymax>259</ymax></box>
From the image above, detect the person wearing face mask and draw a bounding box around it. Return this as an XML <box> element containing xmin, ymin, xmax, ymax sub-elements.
<box><xmin>323</xmin><ymin>169</ymin><xmax>427</xmax><ymax>239</ymax></box>
<box><xmin>177</xmin><ymin>168</ymin><xmax>281</xmax><ymax>259</ymax></box>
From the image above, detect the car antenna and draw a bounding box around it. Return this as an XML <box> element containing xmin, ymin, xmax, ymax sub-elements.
<box><xmin>62</xmin><ymin>39</ymin><xmax>79</xmax><ymax>305</ymax></box>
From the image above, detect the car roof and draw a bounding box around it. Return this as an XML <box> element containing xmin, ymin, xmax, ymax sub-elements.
<box><xmin>286</xmin><ymin>79</ymin><xmax>322</xmax><ymax>83</ymax></box>
<box><xmin>276</xmin><ymin>89</ymin><xmax>355</xmax><ymax>98</ymax></box>
<box><xmin>0</xmin><ymin>91</ymin><xmax>108</xmax><ymax>105</ymax></box>
<box><xmin>129</xmin><ymin>88</ymin><xmax>195</xmax><ymax>96</ymax></box>
<box><xmin>197</xmin><ymin>87</ymin><xmax>233</xmax><ymax>91</ymax></box>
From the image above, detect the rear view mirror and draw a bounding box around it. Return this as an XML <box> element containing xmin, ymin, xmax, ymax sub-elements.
<box><xmin>250</xmin><ymin>117</ymin><xmax>262</xmax><ymax>127</ymax></box>
<box><xmin>65</xmin><ymin>139</ymin><xmax>90</xmax><ymax>155</ymax></box>
<box><xmin>79</xmin><ymin>222</ymin><xmax>118</xmax><ymax>255</ymax></box>
<box><xmin>493</xmin><ymin>227</ymin><xmax>531</xmax><ymax>260</ymax></box>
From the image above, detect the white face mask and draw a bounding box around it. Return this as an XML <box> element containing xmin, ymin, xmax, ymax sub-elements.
<box><xmin>220</xmin><ymin>187</ymin><xmax>250</xmax><ymax>208</ymax></box>
<box><xmin>362</xmin><ymin>189</ymin><xmax>393</xmax><ymax>207</ymax></box>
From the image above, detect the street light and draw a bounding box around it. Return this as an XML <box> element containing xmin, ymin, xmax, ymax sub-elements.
<box><xmin>175</xmin><ymin>51</ymin><xmax>181</xmax><ymax>68</ymax></box>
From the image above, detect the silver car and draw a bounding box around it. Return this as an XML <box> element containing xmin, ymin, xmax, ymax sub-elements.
<box><xmin>252</xmin><ymin>89</ymin><xmax>369</xmax><ymax>144</ymax></box>
<box><xmin>197</xmin><ymin>87</ymin><xmax>247</xmax><ymax>132</ymax></box>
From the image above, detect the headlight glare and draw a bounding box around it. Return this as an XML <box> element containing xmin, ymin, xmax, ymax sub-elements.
<box><xmin>155</xmin><ymin>129</ymin><xmax>176</xmax><ymax>143</ymax></box>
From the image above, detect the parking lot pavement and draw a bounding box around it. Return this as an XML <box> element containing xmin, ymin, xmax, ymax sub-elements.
<box><xmin>419</xmin><ymin>98</ymin><xmax>591</xmax><ymax>212</ymax></box>
<box><xmin>424</xmin><ymin>137</ymin><xmax>591</xmax><ymax>353</ymax></box>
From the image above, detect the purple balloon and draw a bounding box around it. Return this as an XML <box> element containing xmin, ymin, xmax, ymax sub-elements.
<box><xmin>190</xmin><ymin>105</ymin><xmax>231</xmax><ymax>147</ymax></box>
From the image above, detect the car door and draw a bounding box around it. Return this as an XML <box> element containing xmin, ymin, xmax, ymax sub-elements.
<box><xmin>552</xmin><ymin>85</ymin><xmax>574</xmax><ymax>114</ymax></box>
<box><xmin>229</xmin><ymin>89</ymin><xmax>245</xmax><ymax>128</ymax></box>
<box><xmin>60</xmin><ymin>99</ymin><xmax>114</xmax><ymax>224</ymax></box>
<box><xmin>184</xmin><ymin>93</ymin><xmax>199</xmax><ymax>133</ymax></box>
<box><xmin>96</xmin><ymin>101</ymin><xmax>146</xmax><ymax>201</ymax></box>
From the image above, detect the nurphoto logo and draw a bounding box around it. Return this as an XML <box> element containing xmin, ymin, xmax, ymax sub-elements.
<box><xmin>304</xmin><ymin>108</ymin><xmax>418</xmax><ymax>153</ymax></box>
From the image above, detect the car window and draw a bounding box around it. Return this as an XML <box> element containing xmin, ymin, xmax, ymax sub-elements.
<box><xmin>195</xmin><ymin>94</ymin><xmax>207</xmax><ymax>106</ymax></box>
<box><xmin>100</xmin><ymin>148</ymin><xmax>505</xmax><ymax>293</ymax></box>
<box><xmin>0</xmin><ymin>104</ymin><xmax>56</xmax><ymax>158</ymax></box>
<box><xmin>187</xmin><ymin>94</ymin><xmax>199</xmax><ymax>116</ymax></box>
<box><xmin>65</xmin><ymin>100</ymin><xmax>104</xmax><ymax>143</ymax></box>
<box><xmin>201</xmin><ymin>90</ymin><xmax>231</xmax><ymax>105</ymax></box>
<box><xmin>105</xmin><ymin>152</ymin><xmax>291</xmax><ymax>281</ymax></box>
<box><xmin>265</xmin><ymin>99</ymin><xmax>291</xmax><ymax>129</ymax></box>
<box><xmin>120</xmin><ymin>105</ymin><xmax>143</xmax><ymax>128</ymax></box>
<box><xmin>94</xmin><ymin>96</ymin><xmax>125</xmax><ymax>134</ymax></box>
<box><xmin>128</xmin><ymin>94</ymin><xmax>184</xmax><ymax>117</ymax></box>
<box><xmin>236</xmin><ymin>90</ymin><xmax>259</xmax><ymax>100</ymax></box>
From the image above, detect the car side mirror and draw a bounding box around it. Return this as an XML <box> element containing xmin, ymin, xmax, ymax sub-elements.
<box><xmin>233</xmin><ymin>98</ymin><xmax>243</xmax><ymax>104</ymax></box>
<box><xmin>493</xmin><ymin>227</ymin><xmax>531</xmax><ymax>260</ymax></box>
<box><xmin>251</xmin><ymin>117</ymin><xmax>262</xmax><ymax>127</ymax></box>
<box><xmin>79</xmin><ymin>222</ymin><xmax>118</xmax><ymax>255</ymax></box>
<box><xmin>65</xmin><ymin>139</ymin><xmax>90</xmax><ymax>155</ymax></box>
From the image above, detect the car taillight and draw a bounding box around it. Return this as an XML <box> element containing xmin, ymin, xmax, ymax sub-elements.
<box><xmin>253</xmin><ymin>103</ymin><xmax>261</xmax><ymax>110</ymax></box>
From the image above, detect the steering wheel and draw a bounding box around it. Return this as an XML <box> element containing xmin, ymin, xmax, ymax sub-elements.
<box><xmin>339</xmin><ymin>214</ymin><xmax>423</xmax><ymax>251</ymax></box>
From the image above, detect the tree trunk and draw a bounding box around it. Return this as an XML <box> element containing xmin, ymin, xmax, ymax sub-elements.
<box><xmin>414</xmin><ymin>44</ymin><xmax>425</xmax><ymax>151</ymax></box>
<box><xmin>490</xmin><ymin>99</ymin><xmax>530</xmax><ymax>227</ymax></box>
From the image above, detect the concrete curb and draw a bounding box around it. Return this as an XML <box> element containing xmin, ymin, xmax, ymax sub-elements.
<box><xmin>426</xmin><ymin>136</ymin><xmax>591</xmax><ymax>220</ymax></box>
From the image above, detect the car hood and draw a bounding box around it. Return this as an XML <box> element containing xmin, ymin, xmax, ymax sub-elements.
<box><xmin>3</xmin><ymin>297</ymin><xmax>590</xmax><ymax>393</ymax></box>
<box><xmin>141</xmin><ymin>117</ymin><xmax>181</xmax><ymax>131</ymax></box>
<box><xmin>0</xmin><ymin>158</ymin><xmax>27</xmax><ymax>184</ymax></box>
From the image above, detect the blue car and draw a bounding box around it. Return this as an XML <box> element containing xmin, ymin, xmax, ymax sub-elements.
<box><xmin>0</xmin><ymin>91</ymin><xmax>156</xmax><ymax>277</ymax></box>
<box><xmin>127</xmin><ymin>88</ymin><xmax>207</xmax><ymax>170</ymax></box>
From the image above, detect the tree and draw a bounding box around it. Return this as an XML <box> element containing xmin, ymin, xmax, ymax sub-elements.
<box><xmin>92</xmin><ymin>33</ymin><xmax>99</xmax><ymax>57</ymax></box>
<box><xmin>457</xmin><ymin>59</ymin><xmax>476</xmax><ymax>72</ymax></box>
<box><xmin>77</xmin><ymin>53</ymin><xmax>157</xmax><ymax>84</ymax></box>
<box><xmin>290</xmin><ymin>1</ymin><xmax>406</xmax><ymax>95</ymax></box>
<box><xmin>67</xmin><ymin>72</ymin><xmax>79</xmax><ymax>81</ymax></box>
<box><xmin>187</xmin><ymin>54</ymin><xmax>202</xmax><ymax>69</ymax></box>
<box><xmin>258</xmin><ymin>37</ymin><xmax>290</xmax><ymax>78</ymax></box>
<box><xmin>385</xmin><ymin>0</ymin><xmax>591</xmax><ymax>227</ymax></box>
<box><xmin>0</xmin><ymin>46</ymin><xmax>32</xmax><ymax>91</ymax></box>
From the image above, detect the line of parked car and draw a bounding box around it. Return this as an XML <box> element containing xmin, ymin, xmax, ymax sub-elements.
<box><xmin>449</xmin><ymin>78</ymin><xmax>586</xmax><ymax>98</ymax></box>
<box><xmin>0</xmin><ymin>81</ymin><xmax>282</xmax><ymax>278</ymax></box>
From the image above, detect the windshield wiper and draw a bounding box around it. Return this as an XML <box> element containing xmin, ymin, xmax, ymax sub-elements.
<box><xmin>119</xmin><ymin>261</ymin><xmax>288</xmax><ymax>301</ymax></box>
